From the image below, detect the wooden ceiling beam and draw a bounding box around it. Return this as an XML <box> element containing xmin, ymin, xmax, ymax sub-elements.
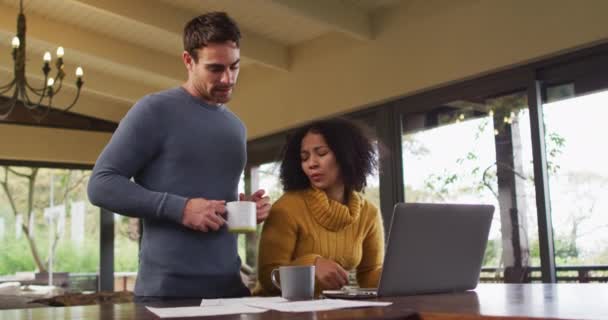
<box><xmin>71</xmin><ymin>0</ymin><xmax>289</xmax><ymax>71</ymax></box>
<box><xmin>268</xmin><ymin>0</ymin><xmax>372</xmax><ymax>41</ymax></box>
<box><xmin>0</xmin><ymin>96</ymin><xmax>117</xmax><ymax>133</ymax></box>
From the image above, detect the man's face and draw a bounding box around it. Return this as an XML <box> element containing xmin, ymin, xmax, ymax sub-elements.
<box><xmin>184</xmin><ymin>41</ymin><xmax>240</xmax><ymax>104</ymax></box>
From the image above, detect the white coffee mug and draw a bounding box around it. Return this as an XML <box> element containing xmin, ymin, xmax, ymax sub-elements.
<box><xmin>271</xmin><ymin>265</ymin><xmax>315</xmax><ymax>300</ymax></box>
<box><xmin>225</xmin><ymin>201</ymin><xmax>256</xmax><ymax>233</ymax></box>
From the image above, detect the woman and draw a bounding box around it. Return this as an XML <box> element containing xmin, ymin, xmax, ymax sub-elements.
<box><xmin>255</xmin><ymin>118</ymin><xmax>384</xmax><ymax>296</ymax></box>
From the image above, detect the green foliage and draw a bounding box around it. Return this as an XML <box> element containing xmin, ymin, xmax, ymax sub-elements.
<box><xmin>482</xmin><ymin>239</ymin><xmax>500</xmax><ymax>266</ymax></box>
<box><xmin>362</xmin><ymin>186</ymin><xmax>380</xmax><ymax>210</ymax></box>
<box><xmin>0</xmin><ymin>230</ymin><xmax>140</xmax><ymax>275</ymax></box>
<box><xmin>114</xmin><ymin>236</ymin><xmax>139</xmax><ymax>272</ymax></box>
<box><xmin>405</xmin><ymin>102</ymin><xmax>592</xmax><ymax>269</ymax></box>
<box><xmin>402</xmin><ymin>136</ymin><xmax>430</xmax><ymax>157</ymax></box>
<box><xmin>237</xmin><ymin>234</ymin><xmax>247</xmax><ymax>263</ymax></box>
<box><xmin>423</xmin><ymin>172</ymin><xmax>459</xmax><ymax>201</ymax></box>
<box><xmin>258</xmin><ymin>165</ymin><xmax>284</xmax><ymax>203</ymax></box>
<box><xmin>0</xmin><ymin>240</ymin><xmax>36</xmax><ymax>275</ymax></box>
<box><xmin>554</xmin><ymin>236</ymin><xmax>579</xmax><ymax>260</ymax></box>
<box><xmin>53</xmin><ymin>239</ymin><xmax>99</xmax><ymax>273</ymax></box>
<box><xmin>593</xmin><ymin>244</ymin><xmax>608</xmax><ymax>264</ymax></box>
<box><xmin>0</xmin><ymin>166</ymin><xmax>142</xmax><ymax>276</ymax></box>
<box><xmin>486</xmin><ymin>232</ymin><xmax>605</xmax><ymax>268</ymax></box>
<box><xmin>527</xmin><ymin>233</ymin><xmax>606</xmax><ymax>266</ymax></box>
<box><xmin>546</xmin><ymin>132</ymin><xmax>566</xmax><ymax>174</ymax></box>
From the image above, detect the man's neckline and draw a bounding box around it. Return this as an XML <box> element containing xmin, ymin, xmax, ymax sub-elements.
<box><xmin>178</xmin><ymin>86</ymin><xmax>226</xmax><ymax>111</ymax></box>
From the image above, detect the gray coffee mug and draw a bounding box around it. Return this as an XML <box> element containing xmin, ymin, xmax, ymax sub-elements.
<box><xmin>271</xmin><ymin>265</ymin><xmax>315</xmax><ymax>300</ymax></box>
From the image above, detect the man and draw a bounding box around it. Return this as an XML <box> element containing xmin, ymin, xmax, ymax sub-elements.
<box><xmin>87</xmin><ymin>12</ymin><xmax>270</xmax><ymax>301</ymax></box>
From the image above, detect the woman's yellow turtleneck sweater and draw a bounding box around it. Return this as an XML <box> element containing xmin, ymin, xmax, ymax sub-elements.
<box><xmin>254</xmin><ymin>188</ymin><xmax>384</xmax><ymax>296</ymax></box>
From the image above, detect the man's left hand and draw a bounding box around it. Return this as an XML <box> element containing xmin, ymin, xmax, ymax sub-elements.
<box><xmin>240</xmin><ymin>189</ymin><xmax>271</xmax><ymax>224</ymax></box>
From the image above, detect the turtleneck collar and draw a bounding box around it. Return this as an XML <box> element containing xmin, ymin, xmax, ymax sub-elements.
<box><xmin>303</xmin><ymin>187</ymin><xmax>362</xmax><ymax>231</ymax></box>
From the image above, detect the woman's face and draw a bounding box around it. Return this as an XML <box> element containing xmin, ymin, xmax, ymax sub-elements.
<box><xmin>300</xmin><ymin>131</ymin><xmax>342</xmax><ymax>191</ymax></box>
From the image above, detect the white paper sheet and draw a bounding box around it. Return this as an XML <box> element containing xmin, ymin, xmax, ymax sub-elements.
<box><xmin>201</xmin><ymin>296</ymin><xmax>287</xmax><ymax>306</ymax></box>
<box><xmin>148</xmin><ymin>298</ymin><xmax>391</xmax><ymax>317</ymax></box>
<box><xmin>146</xmin><ymin>305</ymin><xmax>267</xmax><ymax>318</ymax></box>
<box><xmin>246</xmin><ymin>298</ymin><xmax>392</xmax><ymax>313</ymax></box>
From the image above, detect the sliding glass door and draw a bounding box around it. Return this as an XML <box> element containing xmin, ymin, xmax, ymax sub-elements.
<box><xmin>543</xmin><ymin>86</ymin><xmax>608</xmax><ymax>268</ymax></box>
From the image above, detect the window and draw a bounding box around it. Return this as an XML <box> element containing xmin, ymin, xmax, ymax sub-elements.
<box><xmin>0</xmin><ymin>167</ymin><xmax>99</xmax><ymax>291</ymax></box>
<box><xmin>401</xmin><ymin>92</ymin><xmax>540</xmax><ymax>271</ymax></box>
<box><xmin>543</xmin><ymin>88</ymin><xmax>608</xmax><ymax>266</ymax></box>
<box><xmin>113</xmin><ymin>213</ymin><xmax>138</xmax><ymax>291</ymax></box>
<box><xmin>258</xmin><ymin>162</ymin><xmax>283</xmax><ymax>203</ymax></box>
<box><xmin>361</xmin><ymin>142</ymin><xmax>381</xmax><ymax>210</ymax></box>
<box><xmin>238</xmin><ymin>162</ymin><xmax>283</xmax><ymax>271</ymax></box>
<box><xmin>244</xmin><ymin>43</ymin><xmax>608</xmax><ymax>282</ymax></box>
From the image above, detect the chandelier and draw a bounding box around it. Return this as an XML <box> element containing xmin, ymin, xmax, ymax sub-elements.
<box><xmin>0</xmin><ymin>0</ymin><xmax>84</xmax><ymax>122</ymax></box>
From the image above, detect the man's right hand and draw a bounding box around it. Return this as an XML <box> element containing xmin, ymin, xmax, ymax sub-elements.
<box><xmin>182</xmin><ymin>198</ymin><xmax>226</xmax><ymax>232</ymax></box>
<box><xmin>314</xmin><ymin>257</ymin><xmax>349</xmax><ymax>290</ymax></box>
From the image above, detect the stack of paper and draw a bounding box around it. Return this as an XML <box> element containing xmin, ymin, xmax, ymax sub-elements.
<box><xmin>146</xmin><ymin>305</ymin><xmax>266</xmax><ymax>318</ymax></box>
<box><xmin>201</xmin><ymin>296</ymin><xmax>287</xmax><ymax>306</ymax></box>
<box><xmin>246</xmin><ymin>299</ymin><xmax>392</xmax><ymax>312</ymax></box>
<box><xmin>146</xmin><ymin>296</ymin><xmax>392</xmax><ymax>318</ymax></box>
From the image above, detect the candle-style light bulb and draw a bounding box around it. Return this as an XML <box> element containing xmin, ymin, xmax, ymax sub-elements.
<box><xmin>47</xmin><ymin>77</ymin><xmax>55</xmax><ymax>87</ymax></box>
<box><xmin>488</xmin><ymin>110</ymin><xmax>494</xmax><ymax>117</ymax></box>
<box><xmin>11</xmin><ymin>36</ymin><xmax>20</xmax><ymax>49</ymax></box>
<box><xmin>43</xmin><ymin>52</ymin><xmax>52</xmax><ymax>62</ymax></box>
<box><xmin>75</xmin><ymin>66</ymin><xmax>83</xmax><ymax>77</ymax></box>
<box><xmin>56</xmin><ymin>46</ymin><xmax>64</xmax><ymax>58</ymax></box>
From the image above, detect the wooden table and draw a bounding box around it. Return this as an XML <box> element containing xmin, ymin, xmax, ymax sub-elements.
<box><xmin>0</xmin><ymin>284</ymin><xmax>606</xmax><ymax>320</ymax></box>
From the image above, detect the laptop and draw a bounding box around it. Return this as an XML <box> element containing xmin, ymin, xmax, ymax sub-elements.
<box><xmin>323</xmin><ymin>202</ymin><xmax>494</xmax><ymax>298</ymax></box>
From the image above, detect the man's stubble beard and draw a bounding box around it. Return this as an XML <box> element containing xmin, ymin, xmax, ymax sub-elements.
<box><xmin>210</xmin><ymin>87</ymin><xmax>233</xmax><ymax>104</ymax></box>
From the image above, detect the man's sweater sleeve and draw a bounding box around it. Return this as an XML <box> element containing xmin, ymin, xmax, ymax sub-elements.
<box><xmin>87</xmin><ymin>97</ymin><xmax>187</xmax><ymax>224</ymax></box>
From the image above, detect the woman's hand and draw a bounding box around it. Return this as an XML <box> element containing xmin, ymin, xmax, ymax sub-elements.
<box><xmin>240</xmin><ymin>189</ymin><xmax>271</xmax><ymax>223</ymax></box>
<box><xmin>314</xmin><ymin>257</ymin><xmax>349</xmax><ymax>289</ymax></box>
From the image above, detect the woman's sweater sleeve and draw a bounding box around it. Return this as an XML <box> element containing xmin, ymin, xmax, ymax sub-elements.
<box><xmin>356</xmin><ymin>205</ymin><xmax>385</xmax><ymax>288</ymax></box>
<box><xmin>256</xmin><ymin>198</ymin><xmax>320</xmax><ymax>295</ymax></box>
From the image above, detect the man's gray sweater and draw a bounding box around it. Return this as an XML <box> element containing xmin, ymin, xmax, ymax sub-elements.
<box><xmin>87</xmin><ymin>87</ymin><xmax>248</xmax><ymax>298</ymax></box>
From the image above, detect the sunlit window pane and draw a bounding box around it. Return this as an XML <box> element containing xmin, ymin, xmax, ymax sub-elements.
<box><xmin>401</xmin><ymin>93</ymin><xmax>540</xmax><ymax>275</ymax></box>
<box><xmin>543</xmin><ymin>89</ymin><xmax>608</xmax><ymax>266</ymax></box>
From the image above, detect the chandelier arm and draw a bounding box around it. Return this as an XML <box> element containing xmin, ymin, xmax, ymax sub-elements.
<box><xmin>19</xmin><ymin>86</ymin><xmax>32</xmax><ymax>105</ymax></box>
<box><xmin>5</xmin><ymin>0</ymin><xmax>84</xmax><ymax>121</ymax></box>
<box><xmin>20</xmin><ymin>85</ymin><xmax>48</xmax><ymax>110</ymax></box>
<box><xmin>25</xmin><ymin>81</ymin><xmax>48</xmax><ymax>95</ymax></box>
<box><xmin>63</xmin><ymin>84</ymin><xmax>82</xmax><ymax>112</ymax></box>
<box><xmin>0</xmin><ymin>80</ymin><xmax>16</xmax><ymax>94</ymax></box>
<box><xmin>29</xmin><ymin>98</ymin><xmax>51</xmax><ymax>123</ymax></box>
<box><xmin>0</xmin><ymin>90</ymin><xmax>19</xmax><ymax>120</ymax></box>
<box><xmin>19</xmin><ymin>86</ymin><xmax>35</xmax><ymax>108</ymax></box>
<box><xmin>0</xmin><ymin>79</ymin><xmax>16</xmax><ymax>91</ymax></box>
<box><xmin>53</xmin><ymin>77</ymin><xmax>64</xmax><ymax>95</ymax></box>
<box><xmin>0</xmin><ymin>89</ymin><xmax>19</xmax><ymax>111</ymax></box>
<box><xmin>24</xmin><ymin>74</ymin><xmax>49</xmax><ymax>95</ymax></box>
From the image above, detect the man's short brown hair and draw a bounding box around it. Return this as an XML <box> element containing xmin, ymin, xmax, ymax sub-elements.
<box><xmin>183</xmin><ymin>12</ymin><xmax>241</xmax><ymax>62</ymax></box>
